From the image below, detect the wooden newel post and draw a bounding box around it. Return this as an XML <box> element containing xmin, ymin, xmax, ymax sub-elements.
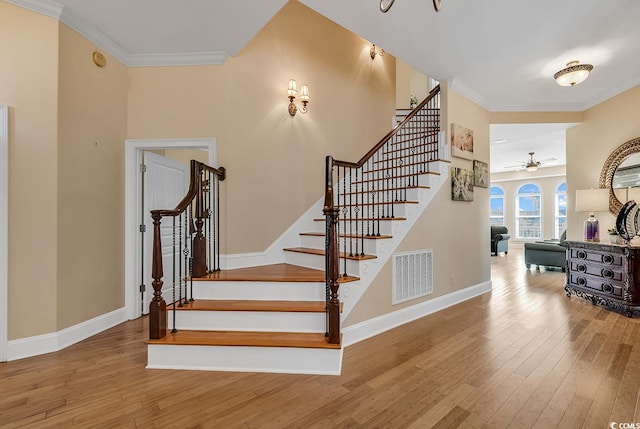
<box><xmin>324</xmin><ymin>156</ymin><xmax>341</xmax><ymax>345</ymax></box>
<box><xmin>192</xmin><ymin>167</ymin><xmax>207</xmax><ymax>277</ymax></box>
<box><xmin>149</xmin><ymin>213</ymin><xmax>167</xmax><ymax>339</ymax></box>
<box><xmin>192</xmin><ymin>218</ymin><xmax>207</xmax><ymax>277</ymax></box>
<box><xmin>325</xmin><ymin>206</ymin><xmax>341</xmax><ymax>344</ymax></box>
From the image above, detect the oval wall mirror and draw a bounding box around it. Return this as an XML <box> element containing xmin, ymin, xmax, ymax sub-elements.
<box><xmin>599</xmin><ymin>136</ymin><xmax>640</xmax><ymax>214</ymax></box>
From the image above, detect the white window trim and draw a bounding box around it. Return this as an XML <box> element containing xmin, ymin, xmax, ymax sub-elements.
<box><xmin>515</xmin><ymin>184</ymin><xmax>542</xmax><ymax>240</ymax></box>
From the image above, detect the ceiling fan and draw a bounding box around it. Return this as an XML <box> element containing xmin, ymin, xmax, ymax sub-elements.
<box><xmin>504</xmin><ymin>152</ymin><xmax>557</xmax><ymax>172</ymax></box>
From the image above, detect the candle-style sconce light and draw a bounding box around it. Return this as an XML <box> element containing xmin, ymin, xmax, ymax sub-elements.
<box><xmin>287</xmin><ymin>79</ymin><xmax>310</xmax><ymax>116</ymax></box>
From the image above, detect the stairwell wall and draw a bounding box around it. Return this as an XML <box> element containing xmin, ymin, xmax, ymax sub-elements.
<box><xmin>0</xmin><ymin>3</ymin><xmax>60</xmax><ymax>340</ymax></box>
<box><xmin>56</xmin><ymin>23</ymin><xmax>128</xmax><ymax>330</ymax></box>
<box><xmin>126</xmin><ymin>0</ymin><xmax>397</xmax><ymax>255</ymax></box>
<box><xmin>345</xmin><ymin>84</ymin><xmax>492</xmax><ymax>327</ymax></box>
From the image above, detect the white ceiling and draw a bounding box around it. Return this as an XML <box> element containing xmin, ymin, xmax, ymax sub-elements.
<box><xmin>489</xmin><ymin>123</ymin><xmax>573</xmax><ymax>174</ymax></box>
<box><xmin>9</xmin><ymin>0</ymin><xmax>639</xmax><ymax>170</ymax></box>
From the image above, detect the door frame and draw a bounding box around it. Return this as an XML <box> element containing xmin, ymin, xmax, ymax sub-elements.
<box><xmin>124</xmin><ymin>138</ymin><xmax>217</xmax><ymax>320</ymax></box>
<box><xmin>1</xmin><ymin>105</ymin><xmax>8</xmax><ymax>361</ymax></box>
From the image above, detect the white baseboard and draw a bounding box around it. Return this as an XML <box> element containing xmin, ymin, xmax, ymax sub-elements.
<box><xmin>342</xmin><ymin>281</ymin><xmax>492</xmax><ymax>347</ymax></box>
<box><xmin>7</xmin><ymin>307</ymin><xmax>127</xmax><ymax>361</ymax></box>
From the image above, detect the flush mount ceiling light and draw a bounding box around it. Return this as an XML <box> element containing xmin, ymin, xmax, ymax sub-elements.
<box><xmin>554</xmin><ymin>60</ymin><xmax>593</xmax><ymax>86</ymax></box>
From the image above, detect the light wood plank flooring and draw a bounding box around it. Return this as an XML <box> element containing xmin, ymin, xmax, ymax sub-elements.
<box><xmin>2</xmin><ymin>248</ymin><xmax>640</xmax><ymax>428</ymax></box>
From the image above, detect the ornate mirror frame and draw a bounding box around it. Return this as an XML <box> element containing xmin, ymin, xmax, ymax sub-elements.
<box><xmin>599</xmin><ymin>136</ymin><xmax>640</xmax><ymax>214</ymax></box>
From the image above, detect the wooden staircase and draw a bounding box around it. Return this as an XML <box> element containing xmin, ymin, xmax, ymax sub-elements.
<box><xmin>146</xmin><ymin>87</ymin><xmax>446</xmax><ymax>375</ymax></box>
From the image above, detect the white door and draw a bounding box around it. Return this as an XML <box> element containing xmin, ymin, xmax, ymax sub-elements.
<box><xmin>141</xmin><ymin>152</ymin><xmax>190</xmax><ymax>314</ymax></box>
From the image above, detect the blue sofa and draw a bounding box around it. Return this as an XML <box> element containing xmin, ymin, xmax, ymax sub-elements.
<box><xmin>524</xmin><ymin>230</ymin><xmax>568</xmax><ymax>271</ymax></box>
<box><xmin>491</xmin><ymin>225</ymin><xmax>510</xmax><ymax>256</ymax></box>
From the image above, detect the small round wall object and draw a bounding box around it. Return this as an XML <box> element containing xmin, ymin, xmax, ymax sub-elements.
<box><xmin>92</xmin><ymin>51</ymin><xmax>107</xmax><ymax>68</ymax></box>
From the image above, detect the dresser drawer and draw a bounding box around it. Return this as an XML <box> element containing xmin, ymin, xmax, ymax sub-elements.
<box><xmin>569</xmin><ymin>260</ymin><xmax>623</xmax><ymax>281</ymax></box>
<box><xmin>569</xmin><ymin>273</ymin><xmax>623</xmax><ymax>298</ymax></box>
<box><xmin>570</xmin><ymin>248</ymin><xmax>622</xmax><ymax>266</ymax></box>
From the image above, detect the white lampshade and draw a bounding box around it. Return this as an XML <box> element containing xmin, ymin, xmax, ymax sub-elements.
<box><xmin>286</xmin><ymin>79</ymin><xmax>297</xmax><ymax>96</ymax></box>
<box><xmin>299</xmin><ymin>84</ymin><xmax>310</xmax><ymax>101</ymax></box>
<box><xmin>575</xmin><ymin>188</ymin><xmax>609</xmax><ymax>212</ymax></box>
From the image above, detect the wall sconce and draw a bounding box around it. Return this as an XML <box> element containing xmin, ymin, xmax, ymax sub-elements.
<box><xmin>370</xmin><ymin>44</ymin><xmax>385</xmax><ymax>60</ymax></box>
<box><xmin>287</xmin><ymin>79</ymin><xmax>310</xmax><ymax>116</ymax></box>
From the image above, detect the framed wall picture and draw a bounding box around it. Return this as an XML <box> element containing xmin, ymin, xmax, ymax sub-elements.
<box><xmin>451</xmin><ymin>167</ymin><xmax>474</xmax><ymax>201</ymax></box>
<box><xmin>473</xmin><ymin>160</ymin><xmax>488</xmax><ymax>188</ymax></box>
<box><xmin>451</xmin><ymin>123</ymin><xmax>474</xmax><ymax>160</ymax></box>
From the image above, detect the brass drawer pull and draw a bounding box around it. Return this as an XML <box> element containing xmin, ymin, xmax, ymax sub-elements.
<box><xmin>576</xmin><ymin>277</ymin><xmax>587</xmax><ymax>286</ymax></box>
<box><xmin>602</xmin><ymin>254</ymin><xmax>614</xmax><ymax>264</ymax></box>
<box><xmin>577</xmin><ymin>250</ymin><xmax>588</xmax><ymax>260</ymax></box>
<box><xmin>577</xmin><ymin>264</ymin><xmax>587</xmax><ymax>273</ymax></box>
<box><xmin>602</xmin><ymin>283</ymin><xmax>614</xmax><ymax>294</ymax></box>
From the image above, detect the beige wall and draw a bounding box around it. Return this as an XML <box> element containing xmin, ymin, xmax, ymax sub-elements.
<box><xmin>566</xmin><ymin>84</ymin><xmax>640</xmax><ymax>240</ymax></box>
<box><xmin>346</xmin><ymin>85</ymin><xmax>491</xmax><ymax>326</ymax></box>
<box><xmin>395</xmin><ymin>59</ymin><xmax>430</xmax><ymax>109</ymax></box>
<box><xmin>56</xmin><ymin>24</ymin><xmax>128</xmax><ymax>330</ymax></box>
<box><xmin>0</xmin><ymin>3</ymin><xmax>60</xmax><ymax>340</ymax></box>
<box><xmin>127</xmin><ymin>1</ymin><xmax>396</xmax><ymax>254</ymax></box>
<box><xmin>490</xmin><ymin>111</ymin><xmax>583</xmax><ymax>124</ymax></box>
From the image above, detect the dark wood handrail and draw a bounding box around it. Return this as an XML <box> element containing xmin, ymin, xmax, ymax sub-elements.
<box><xmin>151</xmin><ymin>160</ymin><xmax>226</xmax><ymax>218</ymax></box>
<box><xmin>332</xmin><ymin>84</ymin><xmax>440</xmax><ymax>169</ymax></box>
<box><xmin>149</xmin><ymin>159</ymin><xmax>226</xmax><ymax>340</ymax></box>
<box><xmin>323</xmin><ymin>85</ymin><xmax>441</xmax><ymax>345</ymax></box>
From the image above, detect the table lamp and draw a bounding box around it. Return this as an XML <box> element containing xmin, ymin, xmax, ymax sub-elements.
<box><xmin>575</xmin><ymin>188</ymin><xmax>609</xmax><ymax>242</ymax></box>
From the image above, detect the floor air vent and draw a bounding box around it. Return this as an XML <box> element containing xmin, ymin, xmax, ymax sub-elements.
<box><xmin>392</xmin><ymin>250</ymin><xmax>433</xmax><ymax>305</ymax></box>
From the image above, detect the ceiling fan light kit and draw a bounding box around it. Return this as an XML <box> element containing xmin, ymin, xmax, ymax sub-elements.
<box><xmin>554</xmin><ymin>60</ymin><xmax>593</xmax><ymax>87</ymax></box>
<box><xmin>503</xmin><ymin>151</ymin><xmax>557</xmax><ymax>172</ymax></box>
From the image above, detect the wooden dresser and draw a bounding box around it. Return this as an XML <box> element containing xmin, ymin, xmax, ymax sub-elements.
<box><xmin>565</xmin><ymin>240</ymin><xmax>640</xmax><ymax>317</ymax></box>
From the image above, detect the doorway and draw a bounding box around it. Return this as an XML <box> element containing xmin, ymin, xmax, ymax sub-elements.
<box><xmin>124</xmin><ymin>138</ymin><xmax>217</xmax><ymax>320</ymax></box>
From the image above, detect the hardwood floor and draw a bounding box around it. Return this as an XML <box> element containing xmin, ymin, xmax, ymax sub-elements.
<box><xmin>2</xmin><ymin>248</ymin><xmax>640</xmax><ymax>428</ymax></box>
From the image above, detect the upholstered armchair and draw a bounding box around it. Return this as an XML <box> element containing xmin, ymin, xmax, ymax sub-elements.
<box><xmin>491</xmin><ymin>225</ymin><xmax>510</xmax><ymax>256</ymax></box>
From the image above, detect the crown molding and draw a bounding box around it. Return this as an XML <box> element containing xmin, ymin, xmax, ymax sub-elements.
<box><xmin>58</xmin><ymin>5</ymin><xmax>130</xmax><ymax>65</ymax></box>
<box><xmin>447</xmin><ymin>77</ymin><xmax>493</xmax><ymax>111</ymax></box>
<box><xmin>4</xmin><ymin>0</ymin><xmax>227</xmax><ymax>67</ymax></box>
<box><xmin>127</xmin><ymin>51</ymin><xmax>227</xmax><ymax>67</ymax></box>
<box><xmin>3</xmin><ymin>0</ymin><xmax>62</xmax><ymax>19</ymax></box>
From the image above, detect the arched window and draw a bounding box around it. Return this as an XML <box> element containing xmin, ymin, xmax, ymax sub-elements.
<box><xmin>516</xmin><ymin>183</ymin><xmax>542</xmax><ymax>239</ymax></box>
<box><xmin>490</xmin><ymin>186</ymin><xmax>505</xmax><ymax>226</ymax></box>
<box><xmin>555</xmin><ymin>182</ymin><xmax>567</xmax><ymax>238</ymax></box>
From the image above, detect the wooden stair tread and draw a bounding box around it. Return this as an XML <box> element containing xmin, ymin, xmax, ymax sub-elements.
<box><xmin>195</xmin><ymin>263</ymin><xmax>359</xmax><ymax>283</ymax></box>
<box><xmin>174</xmin><ymin>299</ymin><xmax>339</xmax><ymax>313</ymax></box>
<box><xmin>197</xmin><ymin>263</ymin><xmax>319</xmax><ymax>282</ymax></box>
<box><xmin>300</xmin><ymin>232</ymin><xmax>393</xmax><ymax>240</ymax></box>
<box><xmin>313</xmin><ymin>217</ymin><xmax>407</xmax><ymax>222</ymax></box>
<box><xmin>147</xmin><ymin>330</ymin><xmax>341</xmax><ymax>349</ymax></box>
<box><xmin>284</xmin><ymin>247</ymin><xmax>377</xmax><ymax>260</ymax></box>
<box><xmin>336</xmin><ymin>200</ymin><xmax>418</xmax><ymax>207</ymax></box>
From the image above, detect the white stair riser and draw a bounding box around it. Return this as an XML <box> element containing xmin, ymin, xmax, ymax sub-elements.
<box><xmin>300</xmin><ymin>234</ymin><xmax>379</xmax><ymax>255</ymax></box>
<box><xmin>312</xmin><ymin>219</ymin><xmax>397</xmax><ymax>236</ymax></box>
<box><xmin>192</xmin><ymin>281</ymin><xmax>325</xmax><ymax>301</ymax></box>
<box><xmin>284</xmin><ymin>251</ymin><xmax>362</xmax><ymax>276</ymax></box>
<box><xmin>147</xmin><ymin>344</ymin><xmax>343</xmax><ymax>375</ymax></box>
<box><xmin>359</xmin><ymin>173</ymin><xmax>432</xmax><ymax>187</ymax></box>
<box><xmin>169</xmin><ymin>310</ymin><xmax>326</xmax><ymax>333</ymax></box>
<box><xmin>335</xmin><ymin>203</ymin><xmax>409</xmax><ymax>218</ymax></box>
